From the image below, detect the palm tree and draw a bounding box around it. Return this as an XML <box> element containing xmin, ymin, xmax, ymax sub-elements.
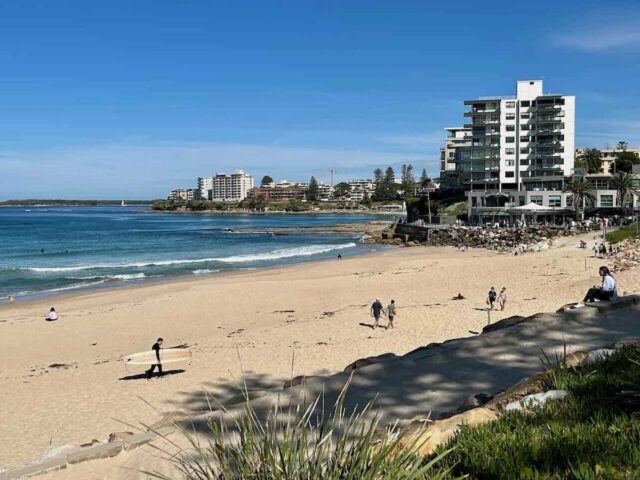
<box><xmin>610</xmin><ymin>171</ymin><xmax>640</xmax><ymax>210</ymax></box>
<box><xmin>563</xmin><ymin>177</ymin><xmax>596</xmax><ymax>220</ymax></box>
<box><xmin>617</xmin><ymin>141</ymin><xmax>628</xmax><ymax>152</ymax></box>
<box><xmin>576</xmin><ymin>148</ymin><xmax>603</xmax><ymax>174</ymax></box>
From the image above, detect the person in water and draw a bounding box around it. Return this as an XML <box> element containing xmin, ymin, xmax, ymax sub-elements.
<box><xmin>370</xmin><ymin>298</ymin><xmax>385</xmax><ymax>329</ymax></box>
<box><xmin>45</xmin><ymin>307</ymin><xmax>58</xmax><ymax>321</ymax></box>
<box><xmin>580</xmin><ymin>266</ymin><xmax>617</xmax><ymax>305</ymax></box>
<box><xmin>146</xmin><ymin>338</ymin><xmax>164</xmax><ymax>379</ymax></box>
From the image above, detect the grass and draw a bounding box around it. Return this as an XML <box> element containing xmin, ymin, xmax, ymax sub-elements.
<box><xmin>148</xmin><ymin>380</ymin><xmax>455</xmax><ymax>479</ymax></box>
<box><xmin>435</xmin><ymin>345</ymin><xmax>640</xmax><ymax>479</ymax></box>
<box><xmin>606</xmin><ymin>222</ymin><xmax>640</xmax><ymax>244</ymax></box>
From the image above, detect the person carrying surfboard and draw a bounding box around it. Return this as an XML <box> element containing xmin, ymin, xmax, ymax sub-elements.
<box><xmin>146</xmin><ymin>338</ymin><xmax>164</xmax><ymax>379</ymax></box>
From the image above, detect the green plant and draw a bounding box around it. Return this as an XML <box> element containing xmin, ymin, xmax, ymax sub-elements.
<box><xmin>576</xmin><ymin>148</ymin><xmax>603</xmax><ymax>174</ymax></box>
<box><xmin>563</xmin><ymin>177</ymin><xmax>596</xmax><ymax>220</ymax></box>
<box><xmin>147</xmin><ymin>382</ymin><xmax>454</xmax><ymax>480</ymax></box>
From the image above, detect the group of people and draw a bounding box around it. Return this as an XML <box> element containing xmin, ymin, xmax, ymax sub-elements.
<box><xmin>487</xmin><ymin>287</ymin><xmax>508</xmax><ymax>311</ymax></box>
<box><xmin>369</xmin><ymin>298</ymin><xmax>397</xmax><ymax>329</ymax></box>
<box><xmin>593</xmin><ymin>242</ymin><xmax>620</xmax><ymax>258</ymax></box>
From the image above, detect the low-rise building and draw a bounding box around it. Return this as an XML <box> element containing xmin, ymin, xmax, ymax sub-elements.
<box><xmin>168</xmin><ymin>189</ymin><xmax>196</xmax><ymax>201</ymax></box>
<box><xmin>198</xmin><ymin>170</ymin><xmax>254</xmax><ymax>202</ymax></box>
<box><xmin>347</xmin><ymin>179</ymin><xmax>375</xmax><ymax>202</ymax></box>
<box><xmin>248</xmin><ymin>185</ymin><xmax>306</xmax><ymax>202</ymax></box>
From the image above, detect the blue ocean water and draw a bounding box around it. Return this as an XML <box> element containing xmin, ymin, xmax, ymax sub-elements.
<box><xmin>0</xmin><ymin>206</ymin><xmax>382</xmax><ymax>301</ymax></box>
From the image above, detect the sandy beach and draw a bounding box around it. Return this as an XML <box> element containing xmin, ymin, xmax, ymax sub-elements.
<box><xmin>2</xmin><ymin>232</ymin><xmax>639</xmax><ymax>469</ymax></box>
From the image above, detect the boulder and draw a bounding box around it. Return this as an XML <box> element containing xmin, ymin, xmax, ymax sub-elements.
<box><xmin>562</xmin><ymin>351</ymin><xmax>587</xmax><ymax>369</ymax></box>
<box><xmin>343</xmin><ymin>358</ymin><xmax>374</xmax><ymax>373</ymax></box>
<box><xmin>504</xmin><ymin>389</ymin><xmax>570</xmax><ymax>412</ymax></box>
<box><xmin>482</xmin><ymin>315</ymin><xmax>526</xmax><ymax>333</ymax></box>
<box><xmin>456</xmin><ymin>393</ymin><xmax>493</xmax><ymax>412</ymax></box>
<box><xmin>398</xmin><ymin>407</ymin><xmax>498</xmax><ymax>456</ymax></box>
<box><xmin>484</xmin><ymin>371</ymin><xmax>548</xmax><ymax>410</ymax></box>
<box><xmin>580</xmin><ymin>348</ymin><xmax>615</xmax><ymax>366</ymax></box>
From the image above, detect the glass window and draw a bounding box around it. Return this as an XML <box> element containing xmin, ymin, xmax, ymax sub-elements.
<box><xmin>506</xmin><ymin>136</ymin><xmax>515</xmax><ymax>143</ymax></box>
<box><xmin>520</xmin><ymin>147</ymin><xmax>530</xmax><ymax>154</ymax></box>
<box><xmin>506</xmin><ymin>148</ymin><xmax>515</xmax><ymax>154</ymax></box>
<box><xmin>506</xmin><ymin>113</ymin><xmax>515</xmax><ymax>120</ymax></box>
<box><xmin>506</xmin><ymin>101</ymin><xmax>516</xmax><ymax>108</ymax></box>
<box><xmin>521</xmin><ymin>113</ymin><xmax>530</xmax><ymax>119</ymax></box>
<box><xmin>521</xmin><ymin>124</ymin><xmax>530</xmax><ymax>131</ymax></box>
<box><xmin>600</xmin><ymin>195</ymin><xmax>613</xmax><ymax>207</ymax></box>
<box><xmin>521</xmin><ymin>100</ymin><xmax>531</xmax><ymax>107</ymax></box>
<box><xmin>506</xmin><ymin>159</ymin><xmax>515</xmax><ymax>166</ymax></box>
<box><xmin>531</xmin><ymin>195</ymin><xmax>543</xmax><ymax>205</ymax></box>
<box><xmin>506</xmin><ymin>171</ymin><xmax>515</xmax><ymax>177</ymax></box>
<box><xmin>472</xmin><ymin>197</ymin><xmax>477</xmax><ymax>207</ymax></box>
<box><xmin>506</xmin><ymin>125</ymin><xmax>515</xmax><ymax>131</ymax></box>
<box><xmin>549</xmin><ymin>195</ymin><xmax>561</xmax><ymax>207</ymax></box>
<box><xmin>520</xmin><ymin>159</ymin><xmax>530</xmax><ymax>165</ymax></box>
<box><xmin>520</xmin><ymin>136</ymin><xmax>530</xmax><ymax>142</ymax></box>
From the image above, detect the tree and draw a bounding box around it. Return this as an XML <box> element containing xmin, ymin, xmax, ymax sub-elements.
<box><xmin>563</xmin><ymin>177</ymin><xmax>596</xmax><ymax>220</ymax></box>
<box><xmin>576</xmin><ymin>148</ymin><xmax>603</xmax><ymax>174</ymax></box>
<box><xmin>610</xmin><ymin>172</ymin><xmax>640</xmax><ymax>209</ymax></box>
<box><xmin>307</xmin><ymin>176</ymin><xmax>319</xmax><ymax>202</ymax></box>
<box><xmin>260</xmin><ymin>175</ymin><xmax>274</xmax><ymax>186</ymax></box>
<box><xmin>333</xmin><ymin>182</ymin><xmax>350</xmax><ymax>199</ymax></box>
<box><xmin>383</xmin><ymin>167</ymin><xmax>397</xmax><ymax>201</ymax></box>
<box><xmin>400</xmin><ymin>164</ymin><xmax>416</xmax><ymax>198</ymax></box>
<box><xmin>617</xmin><ymin>141</ymin><xmax>628</xmax><ymax>151</ymax></box>
<box><xmin>614</xmin><ymin>151</ymin><xmax>639</xmax><ymax>173</ymax></box>
<box><xmin>420</xmin><ymin>168</ymin><xmax>429</xmax><ymax>185</ymax></box>
<box><xmin>373</xmin><ymin>168</ymin><xmax>385</xmax><ymax>201</ymax></box>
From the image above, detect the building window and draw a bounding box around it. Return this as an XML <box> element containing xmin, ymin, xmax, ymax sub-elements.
<box><xmin>600</xmin><ymin>195</ymin><xmax>614</xmax><ymax>207</ymax></box>
<box><xmin>506</xmin><ymin>101</ymin><xmax>515</xmax><ymax>108</ymax></box>
<box><xmin>521</xmin><ymin>124</ymin><xmax>530</xmax><ymax>131</ymax></box>
<box><xmin>506</xmin><ymin>137</ymin><xmax>515</xmax><ymax>143</ymax></box>
<box><xmin>549</xmin><ymin>195</ymin><xmax>561</xmax><ymax>207</ymax></box>
<box><xmin>521</xmin><ymin>100</ymin><xmax>531</xmax><ymax>107</ymax></box>
<box><xmin>520</xmin><ymin>147</ymin><xmax>530</xmax><ymax>154</ymax></box>
<box><xmin>521</xmin><ymin>113</ymin><xmax>530</xmax><ymax>119</ymax></box>
<box><xmin>472</xmin><ymin>197</ymin><xmax>477</xmax><ymax>207</ymax></box>
<box><xmin>506</xmin><ymin>148</ymin><xmax>515</xmax><ymax>155</ymax></box>
<box><xmin>531</xmin><ymin>195</ymin><xmax>543</xmax><ymax>205</ymax></box>
<box><xmin>506</xmin><ymin>125</ymin><xmax>515</xmax><ymax>131</ymax></box>
<box><xmin>506</xmin><ymin>159</ymin><xmax>515</xmax><ymax>166</ymax></box>
<box><xmin>506</xmin><ymin>113</ymin><xmax>515</xmax><ymax>120</ymax></box>
<box><xmin>505</xmin><ymin>171</ymin><xmax>515</xmax><ymax>178</ymax></box>
<box><xmin>521</xmin><ymin>159</ymin><xmax>530</xmax><ymax>165</ymax></box>
<box><xmin>520</xmin><ymin>136</ymin><xmax>530</xmax><ymax>142</ymax></box>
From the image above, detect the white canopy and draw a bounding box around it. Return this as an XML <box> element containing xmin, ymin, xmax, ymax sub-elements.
<box><xmin>512</xmin><ymin>202</ymin><xmax>551</xmax><ymax>211</ymax></box>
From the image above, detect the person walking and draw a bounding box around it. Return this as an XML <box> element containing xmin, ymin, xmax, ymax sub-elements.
<box><xmin>487</xmin><ymin>287</ymin><xmax>497</xmax><ymax>311</ymax></box>
<box><xmin>579</xmin><ymin>266</ymin><xmax>617</xmax><ymax>305</ymax></box>
<box><xmin>498</xmin><ymin>287</ymin><xmax>507</xmax><ymax>311</ymax></box>
<box><xmin>146</xmin><ymin>338</ymin><xmax>164</xmax><ymax>379</ymax></box>
<box><xmin>370</xmin><ymin>298</ymin><xmax>385</xmax><ymax>329</ymax></box>
<box><xmin>387</xmin><ymin>299</ymin><xmax>397</xmax><ymax>329</ymax></box>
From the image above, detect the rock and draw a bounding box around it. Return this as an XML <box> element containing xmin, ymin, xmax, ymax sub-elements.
<box><xmin>484</xmin><ymin>371</ymin><xmax>548</xmax><ymax>410</ymax></box>
<box><xmin>504</xmin><ymin>389</ymin><xmax>570</xmax><ymax>412</ymax></box>
<box><xmin>614</xmin><ymin>339</ymin><xmax>640</xmax><ymax>349</ymax></box>
<box><xmin>398</xmin><ymin>407</ymin><xmax>498</xmax><ymax>456</ymax></box>
<box><xmin>482</xmin><ymin>315</ymin><xmax>526</xmax><ymax>333</ymax></box>
<box><xmin>108</xmin><ymin>432</ymin><xmax>134</xmax><ymax>443</ymax></box>
<box><xmin>581</xmin><ymin>348</ymin><xmax>615</xmax><ymax>366</ymax></box>
<box><xmin>343</xmin><ymin>358</ymin><xmax>374</xmax><ymax>373</ymax></box>
<box><xmin>147</xmin><ymin>411</ymin><xmax>191</xmax><ymax>431</ymax></box>
<box><xmin>457</xmin><ymin>393</ymin><xmax>493</xmax><ymax>412</ymax></box>
<box><xmin>283</xmin><ymin>375</ymin><xmax>308</xmax><ymax>389</ymax></box>
<box><xmin>562</xmin><ymin>351</ymin><xmax>587</xmax><ymax>369</ymax></box>
<box><xmin>80</xmin><ymin>439</ymin><xmax>101</xmax><ymax>448</ymax></box>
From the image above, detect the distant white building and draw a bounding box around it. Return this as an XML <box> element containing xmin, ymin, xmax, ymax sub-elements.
<box><xmin>198</xmin><ymin>170</ymin><xmax>254</xmax><ymax>202</ymax></box>
<box><xmin>347</xmin><ymin>179</ymin><xmax>375</xmax><ymax>201</ymax></box>
<box><xmin>168</xmin><ymin>188</ymin><xmax>196</xmax><ymax>201</ymax></box>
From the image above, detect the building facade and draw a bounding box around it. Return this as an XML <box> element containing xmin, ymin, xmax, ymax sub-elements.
<box><xmin>439</xmin><ymin>127</ymin><xmax>472</xmax><ymax>190</ymax></box>
<box><xmin>575</xmin><ymin>147</ymin><xmax>640</xmax><ymax>175</ymax></box>
<box><xmin>456</xmin><ymin>80</ymin><xmax>575</xmax><ymax>192</ymax></box>
<box><xmin>198</xmin><ymin>171</ymin><xmax>254</xmax><ymax>202</ymax></box>
<box><xmin>168</xmin><ymin>189</ymin><xmax>196</xmax><ymax>201</ymax></box>
<box><xmin>347</xmin><ymin>179</ymin><xmax>376</xmax><ymax>202</ymax></box>
<box><xmin>248</xmin><ymin>185</ymin><xmax>306</xmax><ymax>202</ymax></box>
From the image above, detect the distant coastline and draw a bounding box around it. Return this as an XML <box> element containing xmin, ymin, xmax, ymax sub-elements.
<box><xmin>0</xmin><ymin>199</ymin><xmax>152</xmax><ymax>207</ymax></box>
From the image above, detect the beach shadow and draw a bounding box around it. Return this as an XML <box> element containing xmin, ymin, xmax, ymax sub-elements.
<box><xmin>358</xmin><ymin>322</ymin><xmax>375</xmax><ymax>330</ymax></box>
<box><xmin>119</xmin><ymin>369</ymin><xmax>186</xmax><ymax>381</ymax></box>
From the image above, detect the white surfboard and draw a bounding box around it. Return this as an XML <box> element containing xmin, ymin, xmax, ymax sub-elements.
<box><xmin>124</xmin><ymin>348</ymin><xmax>192</xmax><ymax>366</ymax></box>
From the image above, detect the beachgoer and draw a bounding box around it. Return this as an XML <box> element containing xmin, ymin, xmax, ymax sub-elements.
<box><xmin>608</xmin><ymin>244</ymin><xmax>614</xmax><ymax>256</ymax></box>
<box><xmin>387</xmin><ymin>299</ymin><xmax>397</xmax><ymax>329</ymax></box>
<box><xmin>45</xmin><ymin>307</ymin><xmax>58</xmax><ymax>321</ymax></box>
<box><xmin>580</xmin><ymin>266</ymin><xmax>617</xmax><ymax>305</ymax></box>
<box><xmin>337</xmin><ymin>254</ymin><xmax>342</xmax><ymax>260</ymax></box>
<box><xmin>498</xmin><ymin>287</ymin><xmax>507</xmax><ymax>311</ymax></box>
<box><xmin>487</xmin><ymin>287</ymin><xmax>497</xmax><ymax>311</ymax></box>
<box><xmin>146</xmin><ymin>338</ymin><xmax>164</xmax><ymax>379</ymax></box>
<box><xmin>370</xmin><ymin>298</ymin><xmax>385</xmax><ymax>329</ymax></box>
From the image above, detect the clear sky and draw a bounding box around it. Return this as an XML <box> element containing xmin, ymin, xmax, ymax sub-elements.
<box><xmin>2</xmin><ymin>0</ymin><xmax>640</xmax><ymax>199</ymax></box>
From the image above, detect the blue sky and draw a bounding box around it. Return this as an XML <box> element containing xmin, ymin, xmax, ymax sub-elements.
<box><xmin>2</xmin><ymin>0</ymin><xmax>640</xmax><ymax>199</ymax></box>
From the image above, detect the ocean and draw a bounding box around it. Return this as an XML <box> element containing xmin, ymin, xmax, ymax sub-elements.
<box><xmin>0</xmin><ymin>206</ymin><xmax>383</xmax><ymax>301</ymax></box>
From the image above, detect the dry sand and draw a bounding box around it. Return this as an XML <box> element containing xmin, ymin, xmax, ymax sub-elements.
<box><xmin>1</xmin><ymin>231</ymin><xmax>638</xmax><ymax>470</ymax></box>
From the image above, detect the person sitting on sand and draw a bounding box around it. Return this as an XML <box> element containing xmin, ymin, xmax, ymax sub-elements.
<box><xmin>578</xmin><ymin>266</ymin><xmax>617</xmax><ymax>305</ymax></box>
<box><xmin>387</xmin><ymin>299</ymin><xmax>397</xmax><ymax>329</ymax></box>
<box><xmin>45</xmin><ymin>307</ymin><xmax>58</xmax><ymax>321</ymax></box>
<box><xmin>370</xmin><ymin>298</ymin><xmax>385</xmax><ymax>329</ymax></box>
<box><xmin>487</xmin><ymin>287</ymin><xmax>497</xmax><ymax>311</ymax></box>
<box><xmin>146</xmin><ymin>338</ymin><xmax>164</xmax><ymax>379</ymax></box>
<box><xmin>498</xmin><ymin>287</ymin><xmax>507</xmax><ymax>311</ymax></box>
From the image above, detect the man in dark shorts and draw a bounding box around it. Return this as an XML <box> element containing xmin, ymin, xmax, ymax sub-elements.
<box><xmin>387</xmin><ymin>299</ymin><xmax>397</xmax><ymax>329</ymax></box>
<box><xmin>370</xmin><ymin>298</ymin><xmax>385</xmax><ymax>329</ymax></box>
<box><xmin>146</xmin><ymin>338</ymin><xmax>164</xmax><ymax>379</ymax></box>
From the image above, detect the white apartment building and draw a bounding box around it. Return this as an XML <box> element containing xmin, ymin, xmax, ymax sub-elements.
<box><xmin>168</xmin><ymin>188</ymin><xmax>196</xmax><ymax>201</ymax></box>
<box><xmin>198</xmin><ymin>170</ymin><xmax>254</xmax><ymax>202</ymax></box>
<box><xmin>460</xmin><ymin>80</ymin><xmax>575</xmax><ymax>191</ymax></box>
<box><xmin>347</xmin><ymin>179</ymin><xmax>375</xmax><ymax>201</ymax></box>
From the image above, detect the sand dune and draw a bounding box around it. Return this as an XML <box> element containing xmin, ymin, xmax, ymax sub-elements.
<box><xmin>1</xmin><ymin>231</ymin><xmax>637</xmax><ymax>470</ymax></box>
